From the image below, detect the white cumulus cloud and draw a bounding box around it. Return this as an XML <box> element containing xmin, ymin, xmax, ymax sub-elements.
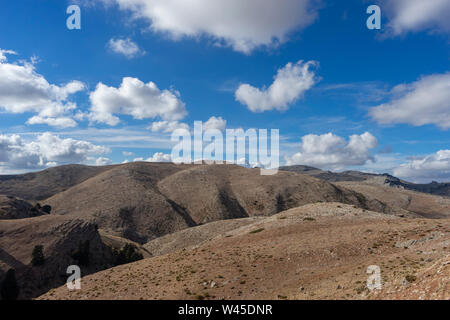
<box><xmin>382</xmin><ymin>0</ymin><xmax>450</xmax><ymax>35</ymax></box>
<box><xmin>235</xmin><ymin>60</ymin><xmax>317</xmax><ymax>112</ymax></box>
<box><xmin>89</xmin><ymin>77</ymin><xmax>187</xmax><ymax>126</ymax></box>
<box><xmin>203</xmin><ymin>116</ymin><xmax>227</xmax><ymax>131</ymax></box>
<box><xmin>95</xmin><ymin>157</ymin><xmax>113</xmax><ymax>166</ymax></box>
<box><xmin>369</xmin><ymin>73</ymin><xmax>450</xmax><ymax>129</ymax></box>
<box><xmin>285</xmin><ymin>132</ymin><xmax>378</xmax><ymax>170</ymax></box>
<box><xmin>134</xmin><ymin>152</ymin><xmax>171</xmax><ymax>163</ymax></box>
<box><xmin>0</xmin><ymin>49</ymin><xmax>85</xmax><ymax>128</ymax></box>
<box><xmin>26</xmin><ymin>114</ymin><xmax>79</xmax><ymax>128</ymax></box>
<box><xmin>108</xmin><ymin>38</ymin><xmax>144</xmax><ymax>58</ymax></box>
<box><xmin>100</xmin><ymin>0</ymin><xmax>319</xmax><ymax>54</ymax></box>
<box><xmin>0</xmin><ymin>132</ymin><xmax>109</xmax><ymax>173</ymax></box>
<box><xmin>150</xmin><ymin>116</ymin><xmax>226</xmax><ymax>133</ymax></box>
<box><xmin>393</xmin><ymin>150</ymin><xmax>450</xmax><ymax>183</ymax></box>
<box><xmin>150</xmin><ymin>120</ymin><xmax>189</xmax><ymax>133</ymax></box>
<box><xmin>0</xmin><ymin>49</ymin><xmax>17</xmax><ymax>62</ymax></box>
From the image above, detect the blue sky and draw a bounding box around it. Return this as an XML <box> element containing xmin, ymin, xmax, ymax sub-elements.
<box><xmin>0</xmin><ymin>0</ymin><xmax>449</xmax><ymax>182</ymax></box>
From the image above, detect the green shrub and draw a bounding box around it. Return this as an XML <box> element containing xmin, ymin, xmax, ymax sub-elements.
<box><xmin>405</xmin><ymin>275</ymin><xmax>417</xmax><ymax>283</ymax></box>
<box><xmin>276</xmin><ymin>194</ymin><xmax>286</xmax><ymax>213</ymax></box>
<box><xmin>41</xmin><ymin>205</ymin><xmax>52</xmax><ymax>214</ymax></box>
<box><xmin>1</xmin><ymin>269</ymin><xmax>20</xmax><ymax>300</ymax></box>
<box><xmin>31</xmin><ymin>245</ymin><xmax>45</xmax><ymax>266</ymax></box>
<box><xmin>113</xmin><ymin>243</ymin><xmax>143</xmax><ymax>266</ymax></box>
<box><xmin>71</xmin><ymin>240</ymin><xmax>90</xmax><ymax>266</ymax></box>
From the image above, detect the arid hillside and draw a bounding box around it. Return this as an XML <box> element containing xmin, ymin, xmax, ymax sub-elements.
<box><xmin>279</xmin><ymin>165</ymin><xmax>450</xmax><ymax>218</ymax></box>
<box><xmin>38</xmin><ymin>203</ymin><xmax>449</xmax><ymax>300</ymax></box>
<box><xmin>0</xmin><ymin>195</ymin><xmax>48</xmax><ymax>220</ymax></box>
<box><xmin>280</xmin><ymin>165</ymin><xmax>380</xmax><ymax>182</ymax></box>
<box><xmin>336</xmin><ymin>181</ymin><xmax>450</xmax><ymax>219</ymax></box>
<box><xmin>0</xmin><ymin>215</ymin><xmax>114</xmax><ymax>299</ymax></box>
<box><xmin>41</xmin><ymin>162</ymin><xmax>404</xmax><ymax>243</ymax></box>
<box><xmin>0</xmin><ymin>164</ymin><xmax>112</xmax><ymax>201</ymax></box>
<box><xmin>144</xmin><ymin>217</ymin><xmax>261</xmax><ymax>257</ymax></box>
<box><xmin>44</xmin><ymin>162</ymin><xmax>196</xmax><ymax>243</ymax></box>
<box><xmin>1</xmin><ymin>163</ymin><xmax>449</xmax><ymax>300</ymax></box>
<box><xmin>280</xmin><ymin>165</ymin><xmax>450</xmax><ymax>197</ymax></box>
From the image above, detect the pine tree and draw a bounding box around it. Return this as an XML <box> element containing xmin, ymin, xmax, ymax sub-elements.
<box><xmin>31</xmin><ymin>245</ymin><xmax>45</xmax><ymax>266</ymax></box>
<box><xmin>113</xmin><ymin>244</ymin><xmax>143</xmax><ymax>266</ymax></box>
<box><xmin>71</xmin><ymin>240</ymin><xmax>90</xmax><ymax>266</ymax></box>
<box><xmin>1</xmin><ymin>269</ymin><xmax>20</xmax><ymax>300</ymax></box>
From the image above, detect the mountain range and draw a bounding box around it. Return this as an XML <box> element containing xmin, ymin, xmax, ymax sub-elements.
<box><xmin>0</xmin><ymin>162</ymin><xmax>448</xmax><ymax>299</ymax></box>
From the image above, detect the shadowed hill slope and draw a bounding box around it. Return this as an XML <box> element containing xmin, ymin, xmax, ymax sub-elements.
<box><xmin>2</xmin><ymin>162</ymin><xmax>448</xmax><ymax>300</ymax></box>
<box><xmin>0</xmin><ymin>215</ymin><xmax>114</xmax><ymax>299</ymax></box>
<box><xmin>280</xmin><ymin>165</ymin><xmax>450</xmax><ymax>197</ymax></box>
<box><xmin>336</xmin><ymin>181</ymin><xmax>450</xmax><ymax>218</ymax></box>
<box><xmin>157</xmin><ymin>164</ymin><xmax>408</xmax><ymax>223</ymax></box>
<box><xmin>0</xmin><ymin>164</ymin><xmax>112</xmax><ymax>201</ymax></box>
<box><xmin>279</xmin><ymin>165</ymin><xmax>379</xmax><ymax>182</ymax></box>
<box><xmin>44</xmin><ymin>163</ymin><xmax>406</xmax><ymax>243</ymax></box>
<box><xmin>0</xmin><ymin>195</ymin><xmax>47</xmax><ymax>219</ymax></box>
<box><xmin>45</xmin><ymin>162</ymin><xmax>196</xmax><ymax>243</ymax></box>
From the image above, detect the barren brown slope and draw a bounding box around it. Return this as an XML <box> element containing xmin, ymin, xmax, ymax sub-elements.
<box><xmin>144</xmin><ymin>217</ymin><xmax>261</xmax><ymax>257</ymax></box>
<box><xmin>280</xmin><ymin>165</ymin><xmax>379</xmax><ymax>182</ymax></box>
<box><xmin>336</xmin><ymin>181</ymin><xmax>450</xmax><ymax>219</ymax></box>
<box><xmin>157</xmin><ymin>164</ymin><xmax>406</xmax><ymax>224</ymax></box>
<box><xmin>45</xmin><ymin>163</ymin><xmax>407</xmax><ymax>244</ymax></box>
<box><xmin>0</xmin><ymin>164</ymin><xmax>112</xmax><ymax>201</ymax></box>
<box><xmin>38</xmin><ymin>203</ymin><xmax>449</xmax><ymax>300</ymax></box>
<box><xmin>0</xmin><ymin>195</ymin><xmax>47</xmax><ymax>219</ymax></box>
<box><xmin>99</xmin><ymin>230</ymin><xmax>152</xmax><ymax>259</ymax></box>
<box><xmin>45</xmin><ymin>162</ymin><xmax>196</xmax><ymax>243</ymax></box>
<box><xmin>0</xmin><ymin>215</ymin><xmax>113</xmax><ymax>299</ymax></box>
<box><xmin>280</xmin><ymin>165</ymin><xmax>450</xmax><ymax>197</ymax></box>
<box><xmin>368</xmin><ymin>253</ymin><xmax>449</xmax><ymax>300</ymax></box>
